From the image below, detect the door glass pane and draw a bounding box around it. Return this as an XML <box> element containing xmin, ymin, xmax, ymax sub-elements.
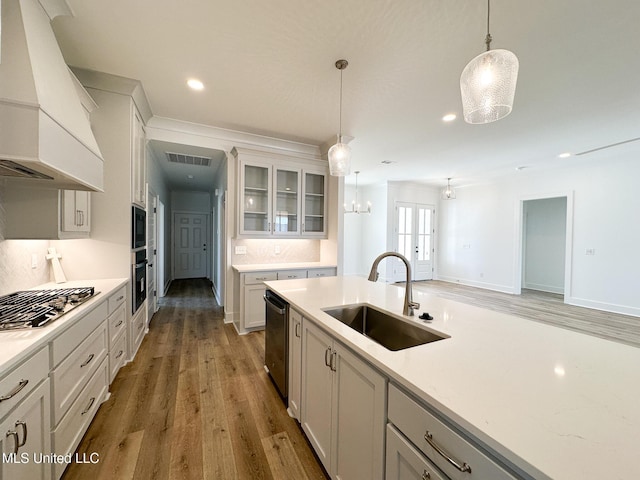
<box><xmin>397</xmin><ymin>206</ymin><xmax>412</xmax><ymax>258</ymax></box>
<box><xmin>417</xmin><ymin>208</ymin><xmax>430</xmax><ymax>261</ymax></box>
<box><xmin>275</xmin><ymin>169</ymin><xmax>298</xmax><ymax>232</ymax></box>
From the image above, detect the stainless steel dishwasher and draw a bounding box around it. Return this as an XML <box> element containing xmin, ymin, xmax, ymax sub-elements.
<box><xmin>264</xmin><ymin>289</ymin><xmax>289</xmax><ymax>401</ymax></box>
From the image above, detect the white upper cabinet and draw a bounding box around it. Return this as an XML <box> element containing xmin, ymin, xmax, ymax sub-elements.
<box><xmin>131</xmin><ymin>109</ymin><xmax>146</xmax><ymax>208</ymax></box>
<box><xmin>234</xmin><ymin>147</ymin><xmax>328</xmax><ymax>238</ymax></box>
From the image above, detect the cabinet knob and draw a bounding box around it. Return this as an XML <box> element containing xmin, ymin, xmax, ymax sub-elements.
<box><xmin>421</xmin><ymin>470</ymin><xmax>431</xmax><ymax>480</ymax></box>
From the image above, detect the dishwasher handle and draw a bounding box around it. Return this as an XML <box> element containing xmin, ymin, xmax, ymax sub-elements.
<box><xmin>264</xmin><ymin>294</ymin><xmax>286</xmax><ymax>315</ymax></box>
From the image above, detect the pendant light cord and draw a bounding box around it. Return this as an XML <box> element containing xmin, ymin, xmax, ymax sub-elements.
<box><xmin>338</xmin><ymin>68</ymin><xmax>343</xmax><ymax>142</ymax></box>
<box><xmin>485</xmin><ymin>0</ymin><xmax>492</xmax><ymax>51</ymax></box>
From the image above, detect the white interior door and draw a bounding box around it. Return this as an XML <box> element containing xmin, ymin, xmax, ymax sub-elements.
<box><xmin>173</xmin><ymin>212</ymin><xmax>208</xmax><ymax>279</ymax></box>
<box><xmin>395</xmin><ymin>202</ymin><xmax>434</xmax><ymax>281</ymax></box>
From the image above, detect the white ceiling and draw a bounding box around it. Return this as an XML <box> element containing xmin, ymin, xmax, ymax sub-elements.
<box><xmin>51</xmin><ymin>0</ymin><xmax>640</xmax><ymax>189</ymax></box>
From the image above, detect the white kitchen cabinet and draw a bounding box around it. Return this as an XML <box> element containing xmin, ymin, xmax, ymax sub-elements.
<box><xmin>0</xmin><ymin>379</ymin><xmax>51</xmax><ymax>480</ymax></box>
<box><xmin>302</xmin><ymin>169</ymin><xmax>327</xmax><ymax>237</ymax></box>
<box><xmin>131</xmin><ymin>110</ymin><xmax>146</xmax><ymax>208</ymax></box>
<box><xmin>388</xmin><ymin>384</ymin><xmax>517</xmax><ymax>480</ymax></box>
<box><xmin>386</xmin><ymin>423</ymin><xmax>447</xmax><ymax>480</ymax></box>
<box><xmin>233</xmin><ymin>147</ymin><xmax>328</xmax><ymax>239</ymax></box>
<box><xmin>301</xmin><ymin>320</ymin><xmax>386</xmax><ymax>480</ymax></box>
<box><xmin>287</xmin><ymin>308</ymin><xmax>303</xmax><ymax>420</ymax></box>
<box><xmin>107</xmin><ymin>286</ymin><xmax>127</xmax><ymax>382</ymax></box>
<box><xmin>3</xmin><ymin>186</ymin><xmax>91</xmax><ymax>239</ymax></box>
<box><xmin>129</xmin><ymin>304</ymin><xmax>147</xmax><ymax>360</ymax></box>
<box><xmin>60</xmin><ymin>190</ymin><xmax>91</xmax><ymax>236</ymax></box>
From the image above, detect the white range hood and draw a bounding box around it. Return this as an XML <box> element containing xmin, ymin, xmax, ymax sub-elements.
<box><xmin>0</xmin><ymin>0</ymin><xmax>104</xmax><ymax>191</ymax></box>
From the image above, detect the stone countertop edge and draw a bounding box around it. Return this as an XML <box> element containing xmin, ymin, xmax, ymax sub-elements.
<box><xmin>0</xmin><ymin>278</ymin><xmax>129</xmax><ymax>375</ymax></box>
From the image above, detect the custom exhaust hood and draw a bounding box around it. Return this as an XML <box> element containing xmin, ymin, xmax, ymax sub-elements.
<box><xmin>0</xmin><ymin>0</ymin><xmax>104</xmax><ymax>191</ymax></box>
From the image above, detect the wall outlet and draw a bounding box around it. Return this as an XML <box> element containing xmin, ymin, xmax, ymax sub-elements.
<box><xmin>274</xmin><ymin>245</ymin><xmax>281</xmax><ymax>255</ymax></box>
<box><xmin>234</xmin><ymin>246</ymin><xmax>247</xmax><ymax>255</ymax></box>
<box><xmin>586</xmin><ymin>248</ymin><xmax>596</xmax><ymax>256</ymax></box>
<box><xmin>462</xmin><ymin>243</ymin><xmax>471</xmax><ymax>249</ymax></box>
<box><xmin>31</xmin><ymin>253</ymin><xmax>38</xmax><ymax>269</ymax></box>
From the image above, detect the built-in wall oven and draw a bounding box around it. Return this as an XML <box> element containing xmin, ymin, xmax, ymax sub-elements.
<box><xmin>132</xmin><ymin>248</ymin><xmax>147</xmax><ymax>314</ymax></box>
<box><xmin>264</xmin><ymin>290</ymin><xmax>289</xmax><ymax>402</ymax></box>
<box><xmin>132</xmin><ymin>205</ymin><xmax>147</xmax><ymax>314</ymax></box>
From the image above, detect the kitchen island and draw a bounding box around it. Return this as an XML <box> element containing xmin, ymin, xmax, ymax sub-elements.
<box><xmin>264</xmin><ymin>275</ymin><xmax>640</xmax><ymax>480</ymax></box>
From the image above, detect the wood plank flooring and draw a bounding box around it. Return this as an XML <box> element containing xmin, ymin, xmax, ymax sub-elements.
<box><xmin>410</xmin><ymin>280</ymin><xmax>640</xmax><ymax>348</ymax></box>
<box><xmin>62</xmin><ymin>279</ymin><xmax>329</xmax><ymax>480</ymax></box>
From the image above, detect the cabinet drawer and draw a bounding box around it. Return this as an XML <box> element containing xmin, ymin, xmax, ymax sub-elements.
<box><xmin>108</xmin><ymin>302</ymin><xmax>127</xmax><ymax>346</ymax></box>
<box><xmin>388</xmin><ymin>384</ymin><xmax>516</xmax><ymax>480</ymax></box>
<box><xmin>386</xmin><ymin>423</ymin><xmax>447</xmax><ymax>480</ymax></box>
<box><xmin>307</xmin><ymin>267</ymin><xmax>336</xmax><ymax>278</ymax></box>
<box><xmin>110</xmin><ymin>333</ymin><xmax>127</xmax><ymax>383</ymax></box>
<box><xmin>53</xmin><ymin>358</ymin><xmax>108</xmax><ymax>480</ymax></box>
<box><xmin>0</xmin><ymin>347</ymin><xmax>48</xmax><ymax>421</ymax></box>
<box><xmin>52</xmin><ymin>301</ymin><xmax>107</xmax><ymax>367</ymax></box>
<box><xmin>108</xmin><ymin>286</ymin><xmax>127</xmax><ymax>314</ymax></box>
<box><xmin>277</xmin><ymin>270</ymin><xmax>306</xmax><ymax>280</ymax></box>
<box><xmin>243</xmin><ymin>271</ymin><xmax>278</xmax><ymax>285</ymax></box>
<box><xmin>52</xmin><ymin>322</ymin><xmax>108</xmax><ymax>426</ymax></box>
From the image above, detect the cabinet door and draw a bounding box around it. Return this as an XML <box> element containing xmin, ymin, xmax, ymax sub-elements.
<box><xmin>273</xmin><ymin>166</ymin><xmax>301</xmax><ymax>235</ymax></box>
<box><xmin>332</xmin><ymin>343</ymin><xmax>386</xmax><ymax>480</ymax></box>
<box><xmin>386</xmin><ymin>424</ymin><xmax>447</xmax><ymax>480</ymax></box>
<box><xmin>288</xmin><ymin>309</ymin><xmax>303</xmax><ymax>420</ymax></box>
<box><xmin>0</xmin><ymin>379</ymin><xmax>51</xmax><ymax>480</ymax></box>
<box><xmin>300</xmin><ymin>320</ymin><xmax>334</xmax><ymax>472</ymax></box>
<box><xmin>240</xmin><ymin>162</ymin><xmax>272</xmax><ymax>235</ymax></box>
<box><xmin>244</xmin><ymin>284</ymin><xmax>267</xmax><ymax>329</ymax></box>
<box><xmin>60</xmin><ymin>190</ymin><xmax>90</xmax><ymax>234</ymax></box>
<box><xmin>302</xmin><ymin>171</ymin><xmax>327</xmax><ymax>237</ymax></box>
<box><xmin>131</xmin><ymin>110</ymin><xmax>146</xmax><ymax>207</ymax></box>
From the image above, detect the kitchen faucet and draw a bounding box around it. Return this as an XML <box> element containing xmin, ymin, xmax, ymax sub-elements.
<box><xmin>367</xmin><ymin>252</ymin><xmax>420</xmax><ymax>316</ymax></box>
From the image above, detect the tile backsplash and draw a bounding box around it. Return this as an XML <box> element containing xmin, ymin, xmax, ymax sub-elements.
<box><xmin>232</xmin><ymin>239</ymin><xmax>320</xmax><ymax>265</ymax></box>
<box><xmin>0</xmin><ymin>240</ymin><xmax>51</xmax><ymax>295</ymax></box>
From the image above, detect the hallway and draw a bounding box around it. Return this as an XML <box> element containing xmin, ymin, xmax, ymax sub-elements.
<box><xmin>63</xmin><ymin>279</ymin><xmax>327</xmax><ymax>480</ymax></box>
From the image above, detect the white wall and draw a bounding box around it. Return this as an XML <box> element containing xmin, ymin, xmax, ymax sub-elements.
<box><xmin>437</xmin><ymin>153</ymin><xmax>640</xmax><ymax>316</ymax></box>
<box><xmin>523</xmin><ymin>197</ymin><xmax>567</xmax><ymax>294</ymax></box>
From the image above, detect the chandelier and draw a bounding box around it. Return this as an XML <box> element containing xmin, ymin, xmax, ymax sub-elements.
<box><xmin>344</xmin><ymin>171</ymin><xmax>371</xmax><ymax>214</ymax></box>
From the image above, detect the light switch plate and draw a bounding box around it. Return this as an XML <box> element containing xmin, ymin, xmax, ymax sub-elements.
<box><xmin>235</xmin><ymin>246</ymin><xmax>247</xmax><ymax>255</ymax></box>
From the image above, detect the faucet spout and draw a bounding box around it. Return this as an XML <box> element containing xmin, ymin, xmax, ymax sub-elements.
<box><xmin>368</xmin><ymin>252</ymin><xmax>420</xmax><ymax>316</ymax></box>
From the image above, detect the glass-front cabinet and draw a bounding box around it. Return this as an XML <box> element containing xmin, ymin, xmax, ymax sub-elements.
<box><xmin>236</xmin><ymin>150</ymin><xmax>328</xmax><ymax>238</ymax></box>
<box><xmin>303</xmin><ymin>171</ymin><xmax>327</xmax><ymax>236</ymax></box>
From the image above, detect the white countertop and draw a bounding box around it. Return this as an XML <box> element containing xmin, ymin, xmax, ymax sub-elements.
<box><xmin>0</xmin><ymin>278</ymin><xmax>128</xmax><ymax>374</ymax></box>
<box><xmin>264</xmin><ymin>275</ymin><xmax>640</xmax><ymax>480</ymax></box>
<box><xmin>232</xmin><ymin>262</ymin><xmax>337</xmax><ymax>273</ymax></box>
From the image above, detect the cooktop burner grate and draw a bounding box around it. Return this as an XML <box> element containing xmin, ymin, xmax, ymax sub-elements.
<box><xmin>0</xmin><ymin>287</ymin><xmax>96</xmax><ymax>330</ymax></box>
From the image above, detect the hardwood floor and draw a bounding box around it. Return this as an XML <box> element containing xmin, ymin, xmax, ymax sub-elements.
<box><xmin>410</xmin><ymin>280</ymin><xmax>640</xmax><ymax>348</ymax></box>
<box><xmin>62</xmin><ymin>279</ymin><xmax>328</xmax><ymax>480</ymax></box>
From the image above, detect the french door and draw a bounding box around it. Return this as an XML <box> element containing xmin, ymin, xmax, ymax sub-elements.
<box><xmin>395</xmin><ymin>202</ymin><xmax>434</xmax><ymax>281</ymax></box>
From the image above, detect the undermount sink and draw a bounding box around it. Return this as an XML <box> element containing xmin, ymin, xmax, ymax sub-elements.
<box><xmin>322</xmin><ymin>304</ymin><xmax>448</xmax><ymax>351</ymax></box>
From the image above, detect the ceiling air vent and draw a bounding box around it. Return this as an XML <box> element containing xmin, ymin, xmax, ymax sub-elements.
<box><xmin>166</xmin><ymin>152</ymin><xmax>212</xmax><ymax>167</ymax></box>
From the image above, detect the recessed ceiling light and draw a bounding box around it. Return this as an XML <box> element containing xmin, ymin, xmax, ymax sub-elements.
<box><xmin>187</xmin><ymin>175</ymin><xmax>194</xmax><ymax>179</ymax></box>
<box><xmin>558</xmin><ymin>152</ymin><xmax>572</xmax><ymax>158</ymax></box>
<box><xmin>515</xmin><ymin>165</ymin><xmax>528</xmax><ymax>171</ymax></box>
<box><xmin>187</xmin><ymin>79</ymin><xmax>204</xmax><ymax>91</ymax></box>
<box><xmin>380</xmin><ymin>160</ymin><xmax>395</xmax><ymax>165</ymax></box>
<box><xmin>442</xmin><ymin>113</ymin><xmax>457</xmax><ymax>122</ymax></box>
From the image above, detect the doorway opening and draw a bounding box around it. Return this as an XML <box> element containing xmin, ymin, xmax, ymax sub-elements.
<box><xmin>516</xmin><ymin>192</ymin><xmax>573</xmax><ymax>299</ymax></box>
<box><xmin>394</xmin><ymin>202</ymin><xmax>434</xmax><ymax>281</ymax></box>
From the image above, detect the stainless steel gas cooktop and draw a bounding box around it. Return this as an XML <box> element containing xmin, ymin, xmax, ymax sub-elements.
<box><xmin>0</xmin><ymin>287</ymin><xmax>97</xmax><ymax>331</ymax></box>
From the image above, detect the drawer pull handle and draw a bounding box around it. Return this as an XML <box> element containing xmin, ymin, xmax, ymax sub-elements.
<box><xmin>138</xmin><ymin>322</ymin><xmax>144</xmax><ymax>330</ymax></box>
<box><xmin>116</xmin><ymin>350</ymin><xmax>124</xmax><ymax>359</ymax></box>
<box><xmin>115</xmin><ymin>320</ymin><xmax>124</xmax><ymax>327</ymax></box>
<box><xmin>5</xmin><ymin>430</ymin><xmax>19</xmax><ymax>454</ymax></box>
<box><xmin>0</xmin><ymin>379</ymin><xmax>29</xmax><ymax>402</ymax></box>
<box><xmin>422</xmin><ymin>470</ymin><xmax>431</xmax><ymax>480</ymax></box>
<box><xmin>80</xmin><ymin>354</ymin><xmax>95</xmax><ymax>368</ymax></box>
<box><xmin>81</xmin><ymin>397</ymin><xmax>96</xmax><ymax>416</ymax></box>
<box><xmin>15</xmin><ymin>421</ymin><xmax>27</xmax><ymax>447</ymax></box>
<box><xmin>117</xmin><ymin>295</ymin><xmax>124</xmax><ymax>302</ymax></box>
<box><xmin>256</xmin><ymin>277</ymin><xmax>267</xmax><ymax>281</ymax></box>
<box><xmin>424</xmin><ymin>431</ymin><xmax>472</xmax><ymax>473</ymax></box>
<box><xmin>295</xmin><ymin>322</ymin><xmax>301</xmax><ymax>338</ymax></box>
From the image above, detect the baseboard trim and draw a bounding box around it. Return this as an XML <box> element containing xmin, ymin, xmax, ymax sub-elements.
<box><xmin>436</xmin><ymin>276</ymin><xmax>516</xmax><ymax>294</ymax></box>
<box><xmin>566</xmin><ymin>296</ymin><xmax>640</xmax><ymax>318</ymax></box>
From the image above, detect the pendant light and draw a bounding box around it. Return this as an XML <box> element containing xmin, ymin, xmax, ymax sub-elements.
<box><xmin>460</xmin><ymin>0</ymin><xmax>519</xmax><ymax>124</ymax></box>
<box><xmin>344</xmin><ymin>171</ymin><xmax>371</xmax><ymax>214</ymax></box>
<box><xmin>328</xmin><ymin>59</ymin><xmax>351</xmax><ymax>176</ymax></box>
<box><xmin>442</xmin><ymin>178</ymin><xmax>456</xmax><ymax>200</ymax></box>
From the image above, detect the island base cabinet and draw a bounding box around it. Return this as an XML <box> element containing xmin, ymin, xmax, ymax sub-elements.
<box><xmin>386</xmin><ymin>424</ymin><xmax>447</xmax><ymax>480</ymax></box>
<box><xmin>287</xmin><ymin>308</ymin><xmax>303</xmax><ymax>420</ymax></box>
<box><xmin>301</xmin><ymin>320</ymin><xmax>386</xmax><ymax>480</ymax></box>
<box><xmin>0</xmin><ymin>379</ymin><xmax>51</xmax><ymax>480</ymax></box>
